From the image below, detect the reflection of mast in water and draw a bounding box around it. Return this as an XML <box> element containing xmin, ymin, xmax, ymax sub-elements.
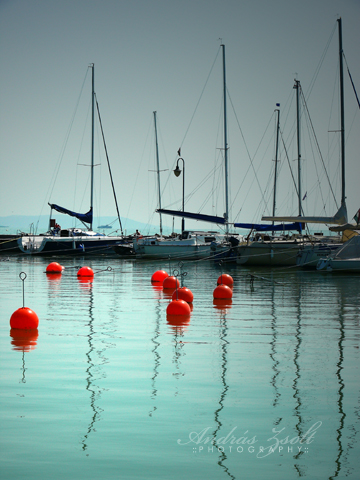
<box><xmin>81</xmin><ymin>281</ymin><xmax>105</xmax><ymax>452</ymax></box>
<box><xmin>330</xmin><ymin>291</ymin><xmax>347</xmax><ymax>479</ymax></box>
<box><xmin>269</xmin><ymin>283</ymin><xmax>280</xmax><ymax>408</ymax></box>
<box><xmin>212</xmin><ymin>308</ymin><xmax>235</xmax><ymax>480</ymax></box>
<box><xmin>149</xmin><ymin>300</ymin><xmax>161</xmax><ymax>417</ymax></box>
<box><xmin>293</xmin><ymin>282</ymin><xmax>304</xmax><ymax>473</ymax></box>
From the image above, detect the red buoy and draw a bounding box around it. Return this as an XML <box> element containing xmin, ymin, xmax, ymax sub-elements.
<box><xmin>166</xmin><ymin>299</ymin><xmax>191</xmax><ymax>315</ymax></box>
<box><xmin>217</xmin><ymin>274</ymin><xmax>234</xmax><ymax>287</ymax></box>
<box><xmin>46</xmin><ymin>262</ymin><xmax>64</xmax><ymax>274</ymax></box>
<box><xmin>213</xmin><ymin>284</ymin><xmax>233</xmax><ymax>299</ymax></box>
<box><xmin>77</xmin><ymin>266</ymin><xmax>94</xmax><ymax>277</ymax></box>
<box><xmin>172</xmin><ymin>287</ymin><xmax>194</xmax><ymax>304</ymax></box>
<box><xmin>163</xmin><ymin>276</ymin><xmax>180</xmax><ymax>290</ymax></box>
<box><xmin>10</xmin><ymin>307</ymin><xmax>39</xmax><ymax>330</ymax></box>
<box><xmin>151</xmin><ymin>270</ymin><xmax>169</xmax><ymax>283</ymax></box>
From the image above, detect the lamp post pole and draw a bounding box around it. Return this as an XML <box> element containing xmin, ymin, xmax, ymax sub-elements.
<box><xmin>173</xmin><ymin>157</ymin><xmax>185</xmax><ymax>234</ymax></box>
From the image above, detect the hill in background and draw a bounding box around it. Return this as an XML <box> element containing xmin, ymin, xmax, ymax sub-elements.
<box><xmin>0</xmin><ymin>215</ymin><xmax>174</xmax><ymax>236</ymax></box>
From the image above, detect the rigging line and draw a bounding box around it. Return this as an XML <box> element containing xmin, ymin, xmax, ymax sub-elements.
<box><xmin>95</xmin><ymin>95</ymin><xmax>123</xmax><ymax>235</ymax></box>
<box><xmin>125</xmin><ymin>115</ymin><xmax>152</xmax><ymax>228</ymax></box>
<box><xmin>47</xmin><ymin>68</ymin><xmax>90</xmax><ymax>205</ymax></box>
<box><xmin>306</xmin><ymin>23</ymin><xmax>337</xmax><ymax>102</ymax></box>
<box><xmin>156</xmin><ymin>116</ymin><xmax>174</xmax><ymax>205</ymax></box>
<box><xmin>227</xmin><ymin>91</ymin><xmax>269</xmax><ymax>212</ymax></box>
<box><xmin>162</xmin><ymin>163</ymin><xmax>221</xmax><ymax>210</ymax></box>
<box><xmin>232</xmin><ymin>110</ymin><xmax>275</xmax><ymax>220</ymax></box>
<box><xmin>343</xmin><ymin>53</ymin><xmax>360</xmax><ymax>109</ymax></box>
<box><xmin>280</xmin><ymin>130</ymin><xmax>303</xmax><ymax>214</ymax></box>
<box><xmin>300</xmin><ymin>88</ymin><xmax>338</xmax><ymax>208</ymax></box>
<box><xmin>178</xmin><ymin>47</ymin><xmax>221</xmax><ymax>149</ymax></box>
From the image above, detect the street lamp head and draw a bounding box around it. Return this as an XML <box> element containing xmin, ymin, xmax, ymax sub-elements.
<box><xmin>173</xmin><ymin>165</ymin><xmax>182</xmax><ymax>177</ymax></box>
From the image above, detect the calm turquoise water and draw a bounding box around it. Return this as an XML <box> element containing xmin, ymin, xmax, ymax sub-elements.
<box><xmin>1</xmin><ymin>256</ymin><xmax>359</xmax><ymax>479</ymax></box>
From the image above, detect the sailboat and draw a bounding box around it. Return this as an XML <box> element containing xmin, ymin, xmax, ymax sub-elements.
<box><xmin>17</xmin><ymin>64</ymin><xmax>128</xmax><ymax>256</ymax></box>
<box><xmin>293</xmin><ymin>18</ymin><xmax>359</xmax><ymax>267</ymax></box>
<box><xmin>133</xmin><ymin>44</ymin><xmax>242</xmax><ymax>260</ymax></box>
<box><xmin>237</xmin><ymin>18</ymin><xmax>352</xmax><ymax>267</ymax></box>
<box><xmin>235</xmin><ymin>89</ymin><xmax>310</xmax><ymax>267</ymax></box>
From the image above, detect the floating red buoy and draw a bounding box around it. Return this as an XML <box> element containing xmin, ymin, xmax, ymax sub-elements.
<box><xmin>10</xmin><ymin>307</ymin><xmax>39</xmax><ymax>330</ymax></box>
<box><xmin>166</xmin><ymin>299</ymin><xmax>191</xmax><ymax>316</ymax></box>
<box><xmin>151</xmin><ymin>270</ymin><xmax>169</xmax><ymax>283</ymax></box>
<box><xmin>217</xmin><ymin>274</ymin><xmax>234</xmax><ymax>287</ymax></box>
<box><xmin>77</xmin><ymin>266</ymin><xmax>94</xmax><ymax>277</ymax></box>
<box><xmin>163</xmin><ymin>276</ymin><xmax>180</xmax><ymax>290</ymax></box>
<box><xmin>213</xmin><ymin>284</ymin><xmax>233</xmax><ymax>299</ymax></box>
<box><xmin>46</xmin><ymin>262</ymin><xmax>64</xmax><ymax>274</ymax></box>
<box><xmin>172</xmin><ymin>287</ymin><xmax>194</xmax><ymax>304</ymax></box>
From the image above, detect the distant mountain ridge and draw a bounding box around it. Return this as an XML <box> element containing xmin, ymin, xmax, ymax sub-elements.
<box><xmin>0</xmin><ymin>215</ymin><xmax>174</xmax><ymax>236</ymax></box>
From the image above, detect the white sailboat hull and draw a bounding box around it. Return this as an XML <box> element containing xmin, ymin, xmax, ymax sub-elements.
<box><xmin>133</xmin><ymin>232</ymin><xmax>225</xmax><ymax>260</ymax></box>
<box><xmin>18</xmin><ymin>233</ymin><xmax>125</xmax><ymax>255</ymax></box>
<box><xmin>317</xmin><ymin>258</ymin><xmax>360</xmax><ymax>272</ymax></box>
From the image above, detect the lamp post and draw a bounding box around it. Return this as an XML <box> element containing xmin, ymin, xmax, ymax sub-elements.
<box><xmin>173</xmin><ymin>157</ymin><xmax>185</xmax><ymax>234</ymax></box>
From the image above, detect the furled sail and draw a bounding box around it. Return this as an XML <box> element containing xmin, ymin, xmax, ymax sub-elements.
<box><xmin>48</xmin><ymin>203</ymin><xmax>93</xmax><ymax>225</ymax></box>
<box><xmin>234</xmin><ymin>222</ymin><xmax>302</xmax><ymax>232</ymax></box>
<box><xmin>261</xmin><ymin>204</ymin><xmax>348</xmax><ymax>226</ymax></box>
<box><xmin>156</xmin><ymin>208</ymin><xmax>226</xmax><ymax>225</ymax></box>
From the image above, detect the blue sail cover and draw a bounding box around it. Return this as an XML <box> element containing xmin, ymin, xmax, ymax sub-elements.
<box><xmin>234</xmin><ymin>222</ymin><xmax>302</xmax><ymax>232</ymax></box>
<box><xmin>49</xmin><ymin>203</ymin><xmax>93</xmax><ymax>225</ymax></box>
<box><xmin>156</xmin><ymin>208</ymin><xmax>226</xmax><ymax>225</ymax></box>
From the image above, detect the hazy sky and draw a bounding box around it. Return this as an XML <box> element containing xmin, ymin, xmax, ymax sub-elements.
<box><xmin>1</xmin><ymin>0</ymin><xmax>359</xmax><ymax>233</ymax></box>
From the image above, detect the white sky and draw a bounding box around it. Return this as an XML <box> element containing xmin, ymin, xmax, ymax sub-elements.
<box><xmin>1</xmin><ymin>0</ymin><xmax>359</xmax><ymax>233</ymax></box>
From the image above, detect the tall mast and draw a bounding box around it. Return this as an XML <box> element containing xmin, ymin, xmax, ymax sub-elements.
<box><xmin>153</xmin><ymin>111</ymin><xmax>163</xmax><ymax>236</ymax></box>
<box><xmin>338</xmin><ymin>17</ymin><xmax>345</xmax><ymax>207</ymax></box>
<box><xmin>272</xmin><ymin>106</ymin><xmax>280</xmax><ymax>221</ymax></box>
<box><xmin>294</xmin><ymin>79</ymin><xmax>302</xmax><ymax>216</ymax></box>
<box><xmin>90</xmin><ymin>63</ymin><xmax>95</xmax><ymax>231</ymax></box>
<box><xmin>221</xmin><ymin>44</ymin><xmax>229</xmax><ymax>235</ymax></box>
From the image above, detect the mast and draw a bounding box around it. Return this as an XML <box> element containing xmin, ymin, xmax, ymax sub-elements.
<box><xmin>153</xmin><ymin>111</ymin><xmax>163</xmax><ymax>236</ymax></box>
<box><xmin>221</xmin><ymin>44</ymin><xmax>229</xmax><ymax>235</ymax></box>
<box><xmin>90</xmin><ymin>63</ymin><xmax>95</xmax><ymax>231</ymax></box>
<box><xmin>294</xmin><ymin>79</ymin><xmax>302</xmax><ymax>216</ymax></box>
<box><xmin>338</xmin><ymin>17</ymin><xmax>345</xmax><ymax>207</ymax></box>
<box><xmin>272</xmin><ymin>106</ymin><xmax>280</xmax><ymax>221</ymax></box>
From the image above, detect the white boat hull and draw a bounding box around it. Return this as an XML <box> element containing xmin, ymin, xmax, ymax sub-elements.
<box><xmin>17</xmin><ymin>233</ymin><xmax>126</xmax><ymax>255</ymax></box>
<box><xmin>317</xmin><ymin>258</ymin><xmax>360</xmax><ymax>272</ymax></box>
<box><xmin>133</xmin><ymin>231</ymin><xmax>228</xmax><ymax>260</ymax></box>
